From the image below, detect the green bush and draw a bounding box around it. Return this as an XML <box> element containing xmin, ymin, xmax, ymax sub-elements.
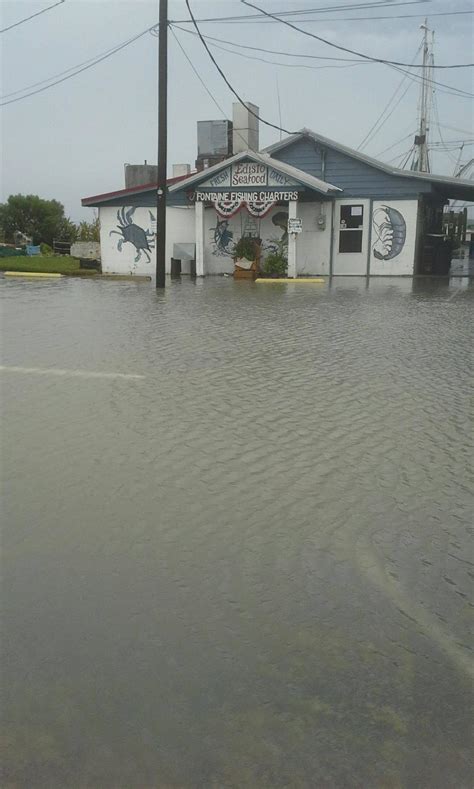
<box><xmin>233</xmin><ymin>236</ymin><xmax>259</xmax><ymax>261</ymax></box>
<box><xmin>261</xmin><ymin>251</ymin><xmax>288</xmax><ymax>277</ymax></box>
<box><xmin>40</xmin><ymin>243</ymin><xmax>53</xmax><ymax>256</ymax></box>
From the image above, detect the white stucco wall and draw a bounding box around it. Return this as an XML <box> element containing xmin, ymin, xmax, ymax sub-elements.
<box><xmin>369</xmin><ymin>199</ymin><xmax>418</xmax><ymax>276</ymax></box>
<box><xmin>99</xmin><ymin>205</ymin><xmax>195</xmax><ymax>275</ymax></box>
<box><xmin>99</xmin><ymin>198</ymin><xmax>420</xmax><ymax>278</ymax></box>
<box><xmin>200</xmin><ymin>200</ymin><xmax>331</xmax><ymax>276</ymax></box>
<box><xmin>202</xmin><ymin>204</ymin><xmax>292</xmax><ymax>275</ymax></box>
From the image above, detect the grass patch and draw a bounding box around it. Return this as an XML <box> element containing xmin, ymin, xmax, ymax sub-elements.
<box><xmin>0</xmin><ymin>256</ymin><xmax>82</xmax><ymax>274</ymax></box>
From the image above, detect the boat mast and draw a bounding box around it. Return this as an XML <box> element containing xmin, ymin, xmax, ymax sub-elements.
<box><xmin>412</xmin><ymin>20</ymin><xmax>433</xmax><ymax>172</ymax></box>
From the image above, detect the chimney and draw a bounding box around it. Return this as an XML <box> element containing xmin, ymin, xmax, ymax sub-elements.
<box><xmin>172</xmin><ymin>163</ymin><xmax>191</xmax><ymax>178</ymax></box>
<box><xmin>124</xmin><ymin>162</ymin><xmax>158</xmax><ymax>188</ymax></box>
<box><xmin>232</xmin><ymin>102</ymin><xmax>259</xmax><ymax>154</ymax></box>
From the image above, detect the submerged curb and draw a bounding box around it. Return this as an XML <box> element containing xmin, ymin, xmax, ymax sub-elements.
<box><xmin>4</xmin><ymin>271</ymin><xmax>63</xmax><ymax>278</ymax></box>
<box><xmin>256</xmin><ymin>277</ymin><xmax>326</xmax><ymax>284</ymax></box>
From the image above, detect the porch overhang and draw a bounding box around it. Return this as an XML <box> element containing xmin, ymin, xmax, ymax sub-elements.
<box><xmin>168</xmin><ymin>149</ymin><xmax>342</xmax><ymax>202</ymax></box>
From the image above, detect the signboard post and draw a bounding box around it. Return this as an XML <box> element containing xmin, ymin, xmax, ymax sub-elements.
<box><xmin>287</xmin><ymin>210</ymin><xmax>301</xmax><ymax>279</ymax></box>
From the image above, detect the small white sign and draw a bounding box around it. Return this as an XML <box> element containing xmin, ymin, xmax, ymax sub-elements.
<box><xmin>288</xmin><ymin>217</ymin><xmax>303</xmax><ymax>234</ymax></box>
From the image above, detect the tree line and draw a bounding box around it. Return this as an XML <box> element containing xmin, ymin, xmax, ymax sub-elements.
<box><xmin>0</xmin><ymin>194</ymin><xmax>99</xmax><ymax>246</ymax></box>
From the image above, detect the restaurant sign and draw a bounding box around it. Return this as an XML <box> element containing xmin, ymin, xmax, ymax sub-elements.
<box><xmin>200</xmin><ymin>162</ymin><xmax>299</xmax><ymax>189</ymax></box>
<box><xmin>192</xmin><ymin>190</ymin><xmax>299</xmax><ymax>219</ymax></box>
<box><xmin>194</xmin><ymin>190</ymin><xmax>299</xmax><ymax>203</ymax></box>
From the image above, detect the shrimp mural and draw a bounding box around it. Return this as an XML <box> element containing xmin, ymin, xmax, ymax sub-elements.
<box><xmin>372</xmin><ymin>205</ymin><xmax>406</xmax><ymax>261</ymax></box>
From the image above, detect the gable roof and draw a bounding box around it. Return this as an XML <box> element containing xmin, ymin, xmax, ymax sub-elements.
<box><xmin>168</xmin><ymin>149</ymin><xmax>342</xmax><ymax>196</ymax></box>
<box><xmin>265</xmin><ymin>128</ymin><xmax>474</xmax><ymax>200</ymax></box>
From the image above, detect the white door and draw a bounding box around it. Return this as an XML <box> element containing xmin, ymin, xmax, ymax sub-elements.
<box><xmin>332</xmin><ymin>199</ymin><xmax>370</xmax><ymax>275</ymax></box>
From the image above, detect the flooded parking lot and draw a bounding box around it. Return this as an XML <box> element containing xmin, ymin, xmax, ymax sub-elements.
<box><xmin>1</xmin><ymin>274</ymin><xmax>473</xmax><ymax>788</ymax></box>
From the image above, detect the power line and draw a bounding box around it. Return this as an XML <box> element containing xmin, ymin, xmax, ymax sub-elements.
<box><xmin>374</xmin><ymin>130</ymin><xmax>418</xmax><ymax>158</ymax></box>
<box><xmin>240</xmin><ymin>0</ymin><xmax>474</xmax><ymax>68</ymax></box>
<box><xmin>172</xmin><ymin>8</ymin><xmax>474</xmax><ymax>26</ymax></box>
<box><xmin>387</xmin><ymin>62</ymin><xmax>474</xmax><ymax>98</ymax></box>
<box><xmin>0</xmin><ymin>23</ymin><xmax>156</xmax><ymax>107</ymax></box>
<box><xmin>171</xmin><ymin>1</ymin><xmax>431</xmax><ymax>25</ymax></box>
<box><xmin>168</xmin><ymin>26</ymin><xmax>251</xmax><ymax>150</ymax></box>
<box><xmin>172</xmin><ymin>23</ymin><xmax>364</xmax><ymax>62</ymax></box>
<box><xmin>438</xmin><ymin>122</ymin><xmax>473</xmax><ymax>136</ymax></box>
<box><xmin>184</xmin><ymin>0</ymin><xmax>296</xmax><ymax>137</ymax></box>
<box><xmin>400</xmin><ymin>146</ymin><xmax>416</xmax><ymax>168</ymax></box>
<box><xmin>172</xmin><ymin>23</ymin><xmax>474</xmax><ymax>98</ymax></box>
<box><xmin>429</xmin><ymin>141</ymin><xmax>474</xmax><ymax>147</ymax></box>
<box><xmin>358</xmin><ymin>43</ymin><xmax>422</xmax><ymax>150</ymax></box>
<box><xmin>386</xmin><ymin>146</ymin><xmax>415</xmax><ymax>165</ymax></box>
<box><xmin>431</xmin><ymin>87</ymin><xmax>462</xmax><ymax>166</ymax></box>
<box><xmin>360</xmin><ymin>77</ymin><xmax>417</xmax><ymax>149</ymax></box>
<box><xmin>1</xmin><ymin>29</ymin><xmax>154</xmax><ymax>100</ymax></box>
<box><xmin>226</xmin><ymin>9</ymin><xmax>474</xmax><ymax>26</ymax></box>
<box><xmin>170</xmin><ymin>26</ymin><xmax>369</xmax><ymax>71</ymax></box>
<box><xmin>0</xmin><ymin>0</ymin><xmax>65</xmax><ymax>34</ymax></box>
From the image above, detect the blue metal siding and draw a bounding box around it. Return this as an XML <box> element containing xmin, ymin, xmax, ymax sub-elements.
<box><xmin>272</xmin><ymin>137</ymin><xmax>432</xmax><ymax>199</ymax></box>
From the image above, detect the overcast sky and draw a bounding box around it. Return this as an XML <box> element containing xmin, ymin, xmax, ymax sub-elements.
<box><xmin>1</xmin><ymin>0</ymin><xmax>473</xmax><ymax>221</ymax></box>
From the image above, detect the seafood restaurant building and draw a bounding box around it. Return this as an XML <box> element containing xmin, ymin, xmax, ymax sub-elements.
<box><xmin>82</xmin><ymin>127</ymin><xmax>474</xmax><ymax>278</ymax></box>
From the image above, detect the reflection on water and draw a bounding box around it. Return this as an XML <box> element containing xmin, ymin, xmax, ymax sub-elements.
<box><xmin>1</xmin><ymin>275</ymin><xmax>473</xmax><ymax>788</ymax></box>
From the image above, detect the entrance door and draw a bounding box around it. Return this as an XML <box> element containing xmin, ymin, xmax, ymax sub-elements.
<box><xmin>332</xmin><ymin>199</ymin><xmax>370</xmax><ymax>275</ymax></box>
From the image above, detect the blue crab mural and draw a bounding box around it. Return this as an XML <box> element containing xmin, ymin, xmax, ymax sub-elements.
<box><xmin>110</xmin><ymin>207</ymin><xmax>155</xmax><ymax>264</ymax></box>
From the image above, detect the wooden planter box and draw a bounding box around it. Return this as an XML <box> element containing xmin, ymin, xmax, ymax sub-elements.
<box><xmin>233</xmin><ymin>255</ymin><xmax>259</xmax><ymax>280</ymax></box>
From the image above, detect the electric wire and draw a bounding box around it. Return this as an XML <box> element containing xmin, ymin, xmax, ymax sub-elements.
<box><xmin>171</xmin><ymin>24</ymin><xmax>365</xmax><ymax>62</ymax></box>
<box><xmin>171</xmin><ymin>2</ymin><xmax>430</xmax><ymax>24</ymax></box>
<box><xmin>358</xmin><ymin>43</ymin><xmax>422</xmax><ymax>150</ymax></box>
<box><xmin>431</xmin><ymin>88</ymin><xmax>462</xmax><ymax>166</ymax></box>
<box><xmin>0</xmin><ymin>0</ymin><xmax>65</xmax><ymax>34</ymax></box>
<box><xmin>171</xmin><ymin>2</ymin><xmax>470</xmax><ymax>25</ymax></box>
<box><xmin>172</xmin><ymin>23</ymin><xmax>474</xmax><ymax>98</ymax></box>
<box><xmin>240</xmin><ymin>0</ymin><xmax>474</xmax><ymax>68</ymax></box>
<box><xmin>374</xmin><ymin>130</ymin><xmax>418</xmax><ymax>158</ymax></box>
<box><xmin>169</xmin><ymin>26</ymin><xmax>251</xmax><ymax>151</ymax></box>
<box><xmin>385</xmin><ymin>147</ymin><xmax>415</xmax><ymax>164</ymax></box>
<box><xmin>0</xmin><ymin>23</ymin><xmax>158</xmax><ymax>106</ymax></box>
<box><xmin>184</xmin><ymin>0</ymin><xmax>296</xmax><ymax>136</ymax></box>
<box><xmin>386</xmin><ymin>60</ymin><xmax>473</xmax><ymax>98</ymax></box>
<box><xmin>171</xmin><ymin>10</ymin><xmax>474</xmax><ymax>26</ymax></box>
<box><xmin>174</xmin><ymin>30</ymin><xmax>370</xmax><ymax>71</ymax></box>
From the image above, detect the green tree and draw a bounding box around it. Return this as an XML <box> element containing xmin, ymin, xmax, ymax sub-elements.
<box><xmin>0</xmin><ymin>194</ymin><xmax>77</xmax><ymax>246</ymax></box>
<box><xmin>76</xmin><ymin>214</ymin><xmax>100</xmax><ymax>242</ymax></box>
<box><xmin>57</xmin><ymin>217</ymin><xmax>78</xmax><ymax>243</ymax></box>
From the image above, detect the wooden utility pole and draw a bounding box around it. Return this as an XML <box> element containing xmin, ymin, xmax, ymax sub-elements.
<box><xmin>156</xmin><ymin>0</ymin><xmax>168</xmax><ymax>288</ymax></box>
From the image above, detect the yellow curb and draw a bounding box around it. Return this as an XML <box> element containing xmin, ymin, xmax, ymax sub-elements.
<box><xmin>256</xmin><ymin>277</ymin><xmax>326</xmax><ymax>283</ymax></box>
<box><xmin>4</xmin><ymin>271</ymin><xmax>63</xmax><ymax>278</ymax></box>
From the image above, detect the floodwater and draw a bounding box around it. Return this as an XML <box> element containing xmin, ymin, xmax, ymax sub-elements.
<box><xmin>1</xmin><ymin>274</ymin><xmax>473</xmax><ymax>788</ymax></box>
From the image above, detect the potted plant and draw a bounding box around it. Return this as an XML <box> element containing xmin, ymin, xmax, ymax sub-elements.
<box><xmin>260</xmin><ymin>249</ymin><xmax>288</xmax><ymax>278</ymax></box>
<box><xmin>233</xmin><ymin>236</ymin><xmax>261</xmax><ymax>279</ymax></box>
